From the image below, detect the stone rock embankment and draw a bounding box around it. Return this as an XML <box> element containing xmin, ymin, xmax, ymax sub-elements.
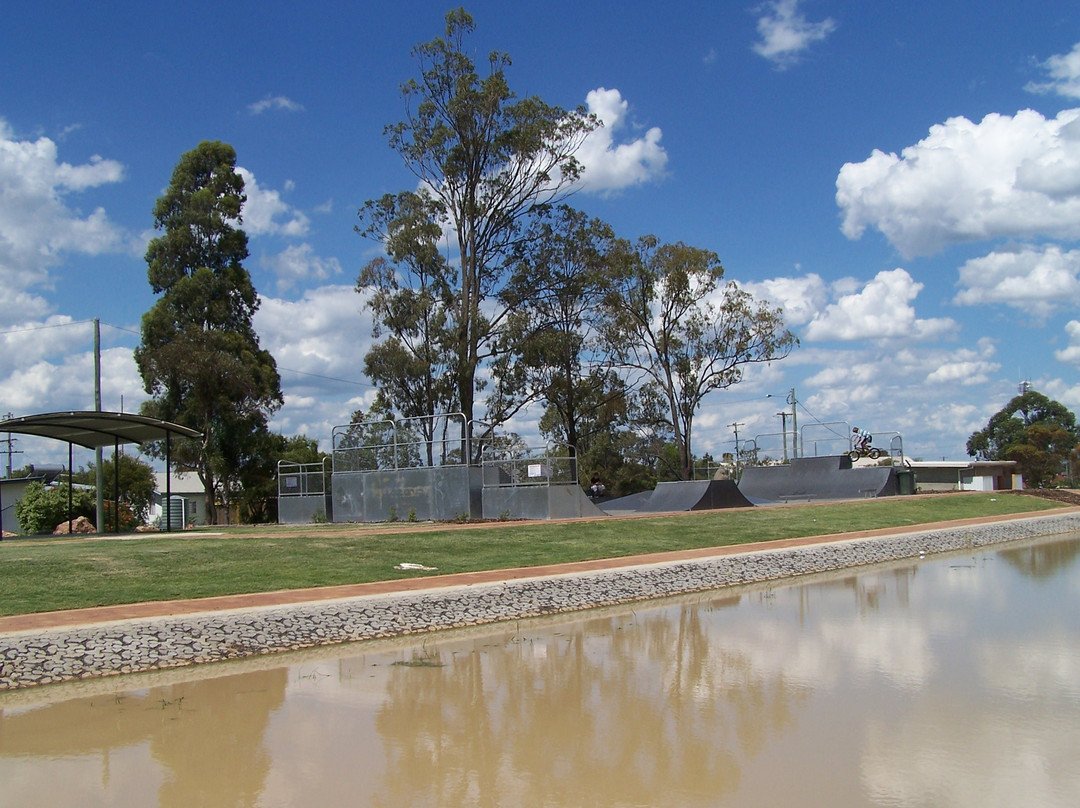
<box><xmin>3</xmin><ymin>511</ymin><xmax>1080</xmax><ymax>691</ymax></box>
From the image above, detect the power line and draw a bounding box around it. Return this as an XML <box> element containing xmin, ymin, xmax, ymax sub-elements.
<box><xmin>277</xmin><ymin>366</ymin><xmax>375</xmax><ymax>388</ymax></box>
<box><xmin>793</xmin><ymin>398</ymin><xmax>849</xmax><ymax>442</ymax></box>
<box><xmin>0</xmin><ymin>319</ymin><xmax>139</xmax><ymax>338</ymax></box>
<box><xmin>1</xmin><ymin>320</ymin><xmax>374</xmax><ymax>389</ymax></box>
<box><xmin>0</xmin><ymin>319</ymin><xmax>97</xmax><ymax>336</ymax></box>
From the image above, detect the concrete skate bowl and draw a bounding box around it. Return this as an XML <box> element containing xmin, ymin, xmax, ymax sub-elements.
<box><xmin>737</xmin><ymin>455</ymin><xmax>899</xmax><ymax>505</ymax></box>
<box><xmin>600</xmin><ymin>479</ymin><xmax>753</xmax><ymax>515</ymax></box>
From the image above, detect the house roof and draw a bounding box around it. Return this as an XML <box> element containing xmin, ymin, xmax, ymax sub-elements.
<box><xmin>0</xmin><ymin>411</ymin><xmax>201</xmax><ymax>450</ymax></box>
<box><xmin>906</xmin><ymin>460</ymin><xmax>1017</xmax><ymax>471</ymax></box>
<box><xmin>153</xmin><ymin>472</ymin><xmax>206</xmax><ymax>495</ymax></box>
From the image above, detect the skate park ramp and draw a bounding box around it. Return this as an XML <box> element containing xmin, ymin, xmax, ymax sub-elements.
<box><xmin>736</xmin><ymin>455</ymin><xmax>898</xmax><ymax>504</ymax></box>
<box><xmin>600</xmin><ymin>479</ymin><xmax>753</xmax><ymax>515</ymax></box>
<box><xmin>482</xmin><ymin>483</ymin><xmax>609</xmax><ymax>520</ymax></box>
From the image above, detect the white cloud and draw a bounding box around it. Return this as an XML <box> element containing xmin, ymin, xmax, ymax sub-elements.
<box><xmin>924</xmin><ymin>339</ymin><xmax>1000</xmax><ymax>387</ymax></box>
<box><xmin>255</xmin><ymin>285</ymin><xmax>378</xmax><ymax>440</ymax></box>
<box><xmin>0</xmin><ymin>316</ymin><xmax>91</xmax><ymax>380</ymax></box>
<box><xmin>954</xmin><ymin>244</ymin><xmax>1080</xmax><ymax>319</ymax></box>
<box><xmin>262</xmin><ymin>243</ymin><xmax>343</xmax><ymax>292</ymax></box>
<box><xmin>0</xmin><ymin>120</ymin><xmax>128</xmax><ymax>326</ymax></box>
<box><xmin>803</xmin><ymin>268</ymin><xmax>956</xmax><ymax>342</ymax></box>
<box><xmin>575</xmin><ymin>88</ymin><xmax>668</xmax><ymax>195</ymax></box>
<box><xmin>0</xmin><ymin>344</ymin><xmax>142</xmax><ymax>417</ymax></box>
<box><xmin>248</xmin><ymin>95</ymin><xmax>305</xmax><ymax>115</ymax></box>
<box><xmin>236</xmin><ymin>167</ymin><xmax>310</xmax><ymax>237</ymax></box>
<box><xmin>1054</xmin><ymin>320</ymin><xmax>1080</xmax><ymax>367</ymax></box>
<box><xmin>740</xmin><ymin>273</ymin><xmax>829</xmax><ymax>326</ymax></box>
<box><xmin>837</xmin><ymin>108</ymin><xmax>1080</xmax><ymax>257</ymax></box>
<box><xmin>751</xmin><ymin>0</ymin><xmax>836</xmax><ymax>69</ymax></box>
<box><xmin>1025</xmin><ymin>41</ymin><xmax>1080</xmax><ymax>99</ymax></box>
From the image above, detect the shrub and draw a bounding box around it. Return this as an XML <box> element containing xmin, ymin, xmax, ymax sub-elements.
<box><xmin>101</xmin><ymin>500</ymin><xmax>138</xmax><ymax>532</ymax></box>
<box><xmin>15</xmin><ymin>483</ymin><xmax>95</xmax><ymax>534</ymax></box>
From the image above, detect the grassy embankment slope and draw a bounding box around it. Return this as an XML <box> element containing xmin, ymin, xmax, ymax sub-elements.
<box><xmin>0</xmin><ymin>492</ymin><xmax>1070</xmax><ymax>617</ymax></box>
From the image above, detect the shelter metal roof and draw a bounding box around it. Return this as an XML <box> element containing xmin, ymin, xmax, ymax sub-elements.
<box><xmin>0</xmin><ymin>411</ymin><xmax>201</xmax><ymax>450</ymax></box>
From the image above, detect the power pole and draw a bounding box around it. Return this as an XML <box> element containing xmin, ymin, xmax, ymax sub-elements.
<box><xmin>776</xmin><ymin>411</ymin><xmax>789</xmax><ymax>462</ymax></box>
<box><xmin>730</xmin><ymin>422</ymin><xmax>745</xmax><ymax>481</ymax></box>
<box><xmin>788</xmin><ymin>388</ymin><xmax>798</xmax><ymax>459</ymax></box>
<box><xmin>2</xmin><ymin>413</ymin><xmax>21</xmax><ymax>477</ymax></box>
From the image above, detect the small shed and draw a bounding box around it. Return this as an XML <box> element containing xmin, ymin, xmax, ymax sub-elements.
<box><xmin>906</xmin><ymin>460</ymin><xmax>1022</xmax><ymax>492</ymax></box>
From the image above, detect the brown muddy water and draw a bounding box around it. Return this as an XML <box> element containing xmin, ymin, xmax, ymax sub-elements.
<box><xmin>2</xmin><ymin>534</ymin><xmax>1080</xmax><ymax>807</ymax></box>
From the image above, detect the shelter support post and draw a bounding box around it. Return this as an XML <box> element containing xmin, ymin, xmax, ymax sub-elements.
<box><xmin>68</xmin><ymin>442</ymin><xmax>73</xmax><ymax>535</ymax></box>
<box><xmin>165</xmin><ymin>432</ymin><xmax>171</xmax><ymax>532</ymax></box>
<box><xmin>113</xmin><ymin>437</ymin><xmax>120</xmax><ymax>533</ymax></box>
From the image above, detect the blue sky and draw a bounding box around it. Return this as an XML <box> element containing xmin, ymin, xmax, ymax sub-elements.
<box><xmin>2</xmin><ymin>0</ymin><xmax>1080</xmax><ymax>471</ymax></box>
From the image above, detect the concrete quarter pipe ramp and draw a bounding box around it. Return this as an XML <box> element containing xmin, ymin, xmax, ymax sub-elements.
<box><xmin>737</xmin><ymin>455</ymin><xmax>898</xmax><ymax>504</ymax></box>
<box><xmin>482</xmin><ymin>484</ymin><xmax>608</xmax><ymax>520</ymax></box>
<box><xmin>601</xmin><ymin>480</ymin><xmax>753</xmax><ymax>515</ymax></box>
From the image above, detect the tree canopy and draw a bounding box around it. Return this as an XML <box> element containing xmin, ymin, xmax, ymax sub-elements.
<box><xmin>352</xmin><ymin>9</ymin><xmax>798</xmax><ymax>487</ymax></box>
<box><xmin>135</xmin><ymin>141</ymin><xmax>282</xmax><ymax>524</ymax></box>
<box><xmin>496</xmin><ymin>205</ymin><xmax>622</xmax><ymax>461</ymax></box>
<box><xmin>72</xmin><ymin>453</ymin><xmax>156</xmax><ymax>525</ymax></box>
<box><xmin>601</xmin><ymin>238</ymin><xmax>797</xmax><ymax>480</ymax></box>
<box><xmin>358</xmin><ymin>8</ymin><xmax>597</xmax><ymax>447</ymax></box>
<box><xmin>967</xmin><ymin>390</ymin><xmax>1079</xmax><ymax>487</ymax></box>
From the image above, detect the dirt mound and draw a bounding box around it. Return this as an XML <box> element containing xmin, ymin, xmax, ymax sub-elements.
<box><xmin>1009</xmin><ymin>489</ymin><xmax>1080</xmax><ymax>506</ymax></box>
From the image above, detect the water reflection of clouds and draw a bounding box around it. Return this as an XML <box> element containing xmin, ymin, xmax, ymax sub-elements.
<box><xmin>978</xmin><ymin>638</ymin><xmax>1080</xmax><ymax>701</ymax></box>
<box><xmin>861</xmin><ymin>701</ymin><xmax>1080</xmax><ymax>808</ymax></box>
<box><xmin>706</xmin><ymin>575</ymin><xmax>937</xmax><ymax>691</ymax></box>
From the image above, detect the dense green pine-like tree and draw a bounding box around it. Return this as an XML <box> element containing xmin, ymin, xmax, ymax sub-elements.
<box><xmin>135</xmin><ymin>141</ymin><xmax>282</xmax><ymax>525</ymax></box>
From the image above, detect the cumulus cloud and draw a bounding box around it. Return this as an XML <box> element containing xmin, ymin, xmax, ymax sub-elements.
<box><xmin>954</xmin><ymin>244</ymin><xmax>1080</xmax><ymax>319</ymax></box>
<box><xmin>236</xmin><ymin>167</ymin><xmax>310</xmax><ymax>237</ymax></box>
<box><xmin>248</xmin><ymin>95</ymin><xmax>305</xmax><ymax>114</ymax></box>
<box><xmin>1054</xmin><ymin>320</ymin><xmax>1080</xmax><ymax>367</ymax></box>
<box><xmin>0</xmin><ymin>342</ymin><xmax>142</xmax><ymax>417</ymax></box>
<box><xmin>0</xmin><ymin>120</ymin><xmax>128</xmax><ymax>326</ymax></box>
<box><xmin>262</xmin><ymin>243</ymin><xmax>343</xmax><ymax>292</ymax></box>
<box><xmin>255</xmin><ymin>285</ymin><xmax>378</xmax><ymax>439</ymax></box>
<box><xmin>803</xmin><ymin>268</ymin><xmax>957</xmax><ymax>342</ymax></box>
<box><xmin>751</xmin><ymin>0</ymin><xmax>836</xmax><ymax>69</ymax></box>
<box><xmin>796</xmin><ymin>340</ymin><xmax>1000</xmax><ymax>457</ymax></box>
<box><xmin>837</xmin><ymin>108</ymin><xmax>1080</xmax><ymax>257</ymax></box>
<box><xmin>740</xmin><ymin>273</ymin><xmax>830</xmax><ymax>326</ymax></box>
<box><xmin>923</xmin><ymin>338</ymin><xmax>1000</xmax><ymax>387</ymax></box>
<box><xmin>1025</xmin><ymin>41</ymin><xmax>1080</xmax><ymax>99</ymax></box>
<box><xmin>0</xmin><ymin>316</ymin><xmax>92</xmax><ymax>381</ymax></box>
<box><xmin>575</xmin><ymin>88</ymin><xmax>668</xmax><ymax>195</ymax></box>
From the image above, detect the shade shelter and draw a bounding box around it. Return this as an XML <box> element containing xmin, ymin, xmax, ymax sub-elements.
<box><xmin>0</xmin><ymin>411</ymin><xmax>201</xmax><ymax>538</ymax></box>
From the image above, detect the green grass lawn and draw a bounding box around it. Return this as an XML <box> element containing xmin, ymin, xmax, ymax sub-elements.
<box><xmin>0</xmin><ymin>492</ymin><xmax>1066</xmax><ymax>617</ymax></box>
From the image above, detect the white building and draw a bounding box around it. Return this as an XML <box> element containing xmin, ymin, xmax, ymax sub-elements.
<box><xmin>150</xmin><ymin>472</ymin><xmax>208</xmax><ymax>529</ymax></box>
<box><xmin>906</xmin><ymin>460</ymin><xmax>1022</xmax><ymax>492</ymax></box>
